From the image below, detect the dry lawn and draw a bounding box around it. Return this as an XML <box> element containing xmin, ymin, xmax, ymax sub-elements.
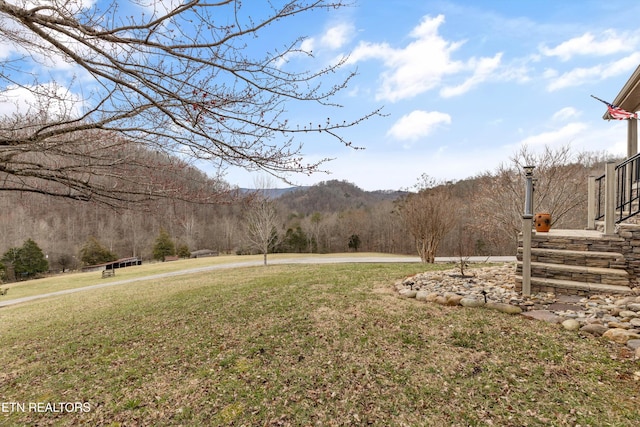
<box><xmin>0</xmin><ymin>262</ymin><xmax>638</xmax><ymax>426</ymax></box>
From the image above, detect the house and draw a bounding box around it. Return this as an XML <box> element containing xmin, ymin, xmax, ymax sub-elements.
<box><xmin>516</xmin><ymin>65</ymin><xmax>640</xmax><ymax>296</ymax></box>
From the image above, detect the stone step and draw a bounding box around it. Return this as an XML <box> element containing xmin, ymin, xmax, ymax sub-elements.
<box><xmin>515</xmin><ymin>276</ymin><xmax>632</xmax><ymax>295</ymax></box>
<box><xmin>516</xmin><ymin>247</ymin><xmax>625</xmax><ymax>268</ymax></box>
<box><xmin>519</xmin><ymin>231</ymin><xmax>626</xmax><ymax>252</ymax></box>
<box><xmin>516</xmin><ymin>261</ymin><xmax>629</xmax><ymax>286</ymax></box>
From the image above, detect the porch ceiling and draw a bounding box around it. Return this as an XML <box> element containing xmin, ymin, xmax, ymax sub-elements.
<box><xmin>603</xmin><ymin>64</ymin><xmax>640</xmax><ymax>120</ymax></box>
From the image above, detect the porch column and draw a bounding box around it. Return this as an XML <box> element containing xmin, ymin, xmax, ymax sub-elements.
<box><xmin>522</xmin><ymin>166</ymin><xmax>535</xmax><ymax>297</ymax></box>
<box><xmin>628</xmin><ymin>119</ymin><xmax>638</xmax><ymax>158</ymax></box>
<box><xmin>586</xmin><ymin>175</ymin><xmax>596</xmax><ymax>230</ymax></box>
<box><xmin>604</xmin><ymin>161</ymin><xmax>616</xmax><ymax>235</ymax></box>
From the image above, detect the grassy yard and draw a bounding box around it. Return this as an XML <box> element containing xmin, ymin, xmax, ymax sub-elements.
<box><xmin>0</xmin><ymin>262</ymin><xmax>638</xmax><ymax>426</ymax></box>
<box><xmin>0</xmin><ymin>253</ymin><xmax>410</xmax><ymax>301</ymax></box>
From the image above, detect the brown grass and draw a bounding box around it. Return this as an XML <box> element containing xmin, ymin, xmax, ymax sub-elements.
<box><xmin>0</xmin><ymin>262</ymin><xmax>638</xmax><ymax>426</ymax></box>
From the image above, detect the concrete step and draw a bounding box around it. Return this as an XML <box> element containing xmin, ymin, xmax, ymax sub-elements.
<box><xmin>515</xmin><ymin>276</ymin><xmax>632</xmax><ymax>295</ymax></box>
<box><xmin>516</xmin><ymin>261</ymin><xmax>629</xmax><ymax>286</ymax></box>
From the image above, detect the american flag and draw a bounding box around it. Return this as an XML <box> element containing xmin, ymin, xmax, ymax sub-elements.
<box><xmin>591</xmin><ymin>95</ymin><xmax>638</xmax><ymax>120</ymax></box>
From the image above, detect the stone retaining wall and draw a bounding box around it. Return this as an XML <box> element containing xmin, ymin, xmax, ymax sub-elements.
<box><xmin>519</xmin><ymin>224</ymin><xmax>640</xmax><ymax>289</ymax></box>
<box><xmin>615</xmin><ymin>223</ymin><xmax>640</xmax><ymax>284</ymax></box>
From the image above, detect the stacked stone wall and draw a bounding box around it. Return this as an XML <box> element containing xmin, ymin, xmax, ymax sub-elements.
<box><xmin>516</xmin><ymin>224</ymin><xmax>640</xmax><ymax>295</ymax></box>
<box><xmin>616</xmin><ymin>223</ymin><xmax>640</xmax><ymax>283</ymax></box>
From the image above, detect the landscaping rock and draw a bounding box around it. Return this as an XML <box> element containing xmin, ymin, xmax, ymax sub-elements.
<box><xmin>485</xmin><ymin>302</ymin><xmax>522</xmax><ymax>315</ymax></box>
<box><xmin>627</xmin><ymin>303</ymin><xmax>640</xmax><ymax>312</ymax></box>
<box><xmin>399</xmin><ymin>289</ymin><xmax>417</xmax><ymax>298</ymax></box>
<box><xmin>562</xmin><ymin>319</ymin><xmax>581</xmax><ymax>331</ymax></box>
<box><xmin>394</xmin><ymin>264</ymin><xmax>640</xmax><ymax>355</ymax></box>
<box><xmin>607</xmin><ymin>321</ymin><xmax>631</xmax><ymax>330</ymax></box>
<box><xmin>460</xmin><ymin>297</ymin><xmax>484</xmax><ymax>308</ymax></box>
<box><xmin>415</xmin><ymin>291</ymin><xmax>429</xmax><ymax>302</ymax></box>
<box><xmin>602</xmin><ymin>328</ymin><xmax>640</xmax><ymax>344</ymax></box>
<box><xmin>580</xmin><ymin>324</ymin><xmax>609</xmax><ymax>337</ymax></box>
<box><xmin>522</xmin><ymin>310</ymin><xmax>564</xmax><ymax>324</ymax></box>
<box><xmin>446</xmin><ymin>294</ymin><xmax>464</xmax><ymax>306</ymax></box>
<box><xmin>435</xmin><ymin>296</ymin><xmax>448</xmax><ymax>305</ymax></box>
<box><xmin>424</xmin><ymin>292</ymin><xmax>440</xmax><ymax>302</ymax></box>
<box><xmin>619</xmin><ymin>310</ymin><xmax>639</xmax><ymax>319</ymax></box>
<box><xmin>626</xmin><ymin>339</ymin><xmax>640</xmax><ymax>351</ymax></box>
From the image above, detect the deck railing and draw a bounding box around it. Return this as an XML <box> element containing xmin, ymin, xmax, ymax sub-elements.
<box><xmin>592</xmin><ymin>152</ymin><xmax>640</xmax><ymax>232</ymax></box>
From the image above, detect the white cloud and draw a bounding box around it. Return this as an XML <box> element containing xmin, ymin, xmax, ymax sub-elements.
<box><xmin>546</xmin><ymin>52</ymin><xmax>640</xmax><ymax>91</ymax></box>
<box><xmin>552</xmin><ymin>107</ymin><xmax>581</xmax><ymax>121</ymax></box>
<box><xmin>540</xmin><ymin>30</ymin><xmax>636</xmax><ymax>61</ymax></box>
<box><xmin>514</xmin><ymin>122</ymin><xmax>588</xmax><ymax>148</ymax></box>
<box><xmin>347</xmin><ymin>14</ymin><xmax>503</xmax><ymax>102</ymax></box>
<box><xmin>300</xmin><ymin>38</ymin><xmax>315</xmax><ymax>53</ymax></box>
<box><xmin>0</xmin><ymin>83</ymin><xmax>84</xmax><ymax>119</ymax></box>
<box><xmin>356</xmin><ymin>15</ymin><xmax>463</xmax><ymax>102</ymax></box>
<box><xmin>321</xmin><ymin>23</ymin><xmax>354</xmax><ymax>50</ymax></box>
<box><xmin>135</xmin><ymin>0</ymin><xmax>182</xmax><ymax>15</ymax></box>
<box><xmin>440</xmin><ymin>53</ymin><xmax>502</xmax><ymax>98</ymax></box>
<box><xmin>386</xmin><ymin>110</ymin><xmax>451</xmax><ymax>142</ymax></box>
<box><xmin>274</xmin><ymin>23</ymin><xmax>352</xmax><ymax>67</ymax></box>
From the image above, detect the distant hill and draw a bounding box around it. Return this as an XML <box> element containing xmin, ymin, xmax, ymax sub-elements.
<box><xmin>239</xmin><ymin>187</ymin><xmax>309</xmax><ymax>199</ymax></box>
<box><xmin>275</xmin><ymin>180</ymin><xmax>409</xmax><ymax>215</ymax></box>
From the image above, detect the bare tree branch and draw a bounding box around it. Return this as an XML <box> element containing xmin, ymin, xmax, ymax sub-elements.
<box><xmin>0</xmin><ymin>0</ymin><xmax>379</xmax><ymax>206</ymax></box>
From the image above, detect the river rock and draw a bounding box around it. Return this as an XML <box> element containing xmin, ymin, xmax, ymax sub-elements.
<box><xmin>460</xmin><ymin>297</ymin><xmax>484</xmax><ymax>308</ymax></box>
<box><xmin>522</xmin><ymin>310</ymin><xmax>564</xmax><ymax>324</ymax></box>
<box><xmin>485</xmin><ymin>302</ymin><xmax>522</xmax><ymax>315</ymax></box>
<box><xmin>619</xmin><ymin>310</ymin><xmax>639</xmax><ymax>319</ymax></box>
<box><xmin>607</xmin><ymin>321</ymin><xmax>631</xmax><ymax>330</ymax></box>
<box><xmin>602</xmin><ymin>328</ymin><xmax>640</xmax><ymax>344</ymax></box>
<box><xmin>446</xmin><ymin>294</ymin><xmax>464</xmax><ymax>306</ymax></box>
<box><xmin>627</xmin><ymin>339</ymin><xmax>640</xmax><ymax>351</ymax></box>
<box><xmin>562</xmin><ymin>319</ymin><xmax>581</xmax><ymax>331</ymax></box>
<box><xmin>425</xmin><ymin>292</ymin><xmax>440</xmax><ymax>302</ymax></box>
<box><xmin>415</xmin><ymin>291</ymin><xmax>429</xmax><ymax>302</ymax></box>
<box><xmin>399</xmin><ymin>289</ymin><xmax>417</xmax><ymax>298</ymax></box>
<box><xmin>435</xmin><ymin>296</ymin><xmax>448</xmax><ymax>305</ymax></box>
<box><xmin>580</xmin><ymin>324</ymin><xmax>609</xmax><ymax>336</ymax></box>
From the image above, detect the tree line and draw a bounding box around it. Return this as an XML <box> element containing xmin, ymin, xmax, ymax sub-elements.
<box><xmin>0</xmin><ymin>1</ymin><xmax>618</xmax><ymax>281</ymax></box>
<box><xmin>0</xmin><ymin>143</ymin><xmax>614</xmax><ymax>281</ymax></box>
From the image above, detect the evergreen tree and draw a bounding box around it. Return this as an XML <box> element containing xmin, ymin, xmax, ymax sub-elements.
<box><xmin>80</xmin><ymin>237</ymin><xmax>118</xmax><ymax>266</ymax></box>
<box><xmin>153</xmin><ymin>228</ymin><xmax>176</xmax><ymax>262</ymax></box>
<box><xmin>1</xmin><ymin>247</ymin><xmax>20</xmax><ymax>281</ymax></box>
<box><xmin>1</xmin><ymin>239</ymin><xmax>49</xmax><ymax>280</ymax></box>
<box><xmin>177</xmin><ymin>244</ymin><xmax>191</xmax><ymax>259</ymax></box>
<box><xmin>280</xmin><ymin>227</ymin><xmax>309</xmax><ymax>253</ymax></box>
<box><xmin>348</xmin><ymin>234</ymin><xmax>361</xmax><ymax>252</ymax></box>
<box><xmin>20</xmin><ymin>239</ymin><xmax>49</xmax><ymax>277</ymax></box>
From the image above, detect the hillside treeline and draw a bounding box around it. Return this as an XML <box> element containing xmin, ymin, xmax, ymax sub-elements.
<box><xmin>0</xmin><ymin>145</ymin><xmax>614</xmax><ymax>273</ymax></box>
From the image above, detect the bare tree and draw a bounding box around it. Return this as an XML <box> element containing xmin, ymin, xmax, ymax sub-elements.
<box><xmin>474</xmin><ymin>145</ymin><xmax>596</xmax><ymax>249</ymax></box>
<box><xmin>0</xmin><ymin>0</ymin><xmax>378</xmax><ymax>207</ymax></box>
<box><xmin>397</xmin><ymin>176</ymin><xmax>456</xmax><ymax>263</ymax></box>
<box><xmin>245</xmin><ymin>196</ymin><xmax>280</xmax><ymax>265</ymax></box>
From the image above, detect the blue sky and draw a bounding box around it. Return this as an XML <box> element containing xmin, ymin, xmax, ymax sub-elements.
<box><xmin>3</xmin><ymin>0</ymin><xmax>640</xmax><ymax>192</ymax></box>
<box><xmin>228</xmin><ymin>0</ymin><xmax>640</xmax><ymax>190</ymax></box>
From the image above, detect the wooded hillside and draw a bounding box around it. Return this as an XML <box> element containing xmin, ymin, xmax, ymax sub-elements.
<box><xmin>0</xmin><ymin>144</ymin><xmax>614</xmax><ymax>278</ymax></box>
